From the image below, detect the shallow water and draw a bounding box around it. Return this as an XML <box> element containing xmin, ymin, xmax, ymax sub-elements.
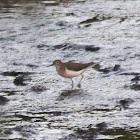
<box><xmin>0</xmin><ymin>0</ymin><xmax>140</xmax><ymax>139</ymax></box>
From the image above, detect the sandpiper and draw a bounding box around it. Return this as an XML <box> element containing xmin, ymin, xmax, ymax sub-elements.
<box><xmin>48</xmin><ymin>60</ymin><xmax>94</xmax><ymax>88</ymax></box>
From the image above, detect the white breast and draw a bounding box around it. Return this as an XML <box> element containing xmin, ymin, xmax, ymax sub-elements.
<box><xmin>64</xmin><ymin>68</ymin><xmax>86</xmax><ymax>78</ymax></box>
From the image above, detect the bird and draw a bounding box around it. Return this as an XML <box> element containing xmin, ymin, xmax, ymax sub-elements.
<box><xmin>48</xmin><ymin>60</ymin><xmax>94</xmax><ymax>88</ymax></box>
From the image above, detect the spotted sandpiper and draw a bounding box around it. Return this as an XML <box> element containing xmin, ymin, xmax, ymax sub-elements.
<box><xmin>48</xmin><ymin>60</ymin><xmax>94</xmax><ymax>88</ymax></box>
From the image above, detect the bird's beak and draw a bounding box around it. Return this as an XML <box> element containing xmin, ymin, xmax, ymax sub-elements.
<box><xmin>47</xmin><ymin>64</ymin><xmax>54</xmax><ymax>67</ymax></box>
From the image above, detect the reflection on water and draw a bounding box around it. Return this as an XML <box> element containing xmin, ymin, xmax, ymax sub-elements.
<box><xmin>0</xmin><ymin>0</ymin><xmax>140</xmax><ymax>139</ymax></box>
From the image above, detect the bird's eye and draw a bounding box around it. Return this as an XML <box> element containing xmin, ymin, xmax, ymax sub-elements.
<box><xmin>56</xmin><ymin>61</ymin><xmax>59</xmax><ymax>64</ymax></box>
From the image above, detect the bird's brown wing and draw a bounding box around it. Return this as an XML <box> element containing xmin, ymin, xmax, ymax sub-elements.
<box><xmin>65</xmin><ymin>62</ymin><xmax>94</xmax><ymax>71</ymax></box>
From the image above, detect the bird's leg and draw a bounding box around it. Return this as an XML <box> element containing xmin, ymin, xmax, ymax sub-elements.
<box><xmin>71</xmin><ymin>78</ymin><xmax>74</xmax><ymax>89</ymax></box>
<box><xmin>77</xmin><ymin>74</ymin><xmax>84</xmax><ymax>88</ymax></box>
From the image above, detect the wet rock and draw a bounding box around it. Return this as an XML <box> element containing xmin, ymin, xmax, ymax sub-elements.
<box><xmin>0</xmin><ymin>96</ymin><xmax>9</xmax><ymax>105</ymax></box>
<box><xmin>95</xmin><ymin>122</ymin><xmax>108</xmax><ymax>132</ymax></box>
<box><xmin>0</xmin><ymin>1</ymin><xmax>13</xmax><ymax>9</ymax></box>
<box><xmin>80</xmin><ymin>16</ymin><xmax>99</xmax><ymax>24</ymax></box>
<box><xmin>119</xmin><ymin>98</ymin><xmax>134</xmax><ymax>109</ymax></box>
<box><xmin>53</xmin><ymin>43</ymin><xmax>69</xmax><ymax>50</ymax></box>
<box><xmin>35</xmin><ymin>23</ymin><xmax>45</xmax><ymax>27</ymax></box>
<box><xmin>79</xmin><ymin>14</ymin><xmax>111</xmax><ymax>24</ymax></box>
<box><xmin>13</xmin><ymin>74</ymin><xmax>31</xmax><ymax>86</ymax></box>
<box><xmin>14</xmin><ymin>126</ymin><xmax>24</xmax><ymax>131</ymax></box>
<box><xmin>51</xmin><ymin>43</ymin><xmax>100</xmax><ymax>51</ymax></box>
<box><xmin>60</xmin><ymin>128</ymin><xmax>97</xmax><ymax>140</ymax></box>
<box><xmin>120</xmin><ymin>17</ymin><xmax>127</xmax><ymax>23</ymax></box>
<box><xmin>1</xmin><ymin>71</ymin><xmax>34</xmax><ymax>77</ymax></box>
<box><xmin>101</xmin><ymin>127</ymin><xmax>139</xmax><ymax>139</ymax></box>
<box><xmin>46</xmin><ymin>111</ymin><xmax>71</xmax><ymax>117</ymax></box>
<box><xmin>99</xmin><ymin>67</ymin><xmax>112</xmax><ymax>73</ymax></box>
<box><xmin>66</xmin><ymin>12</ymin><xmax>75</xmax><ymax>16</ymax></box>
<box><xmin>57</xmin><ymin>89</ymin><xmax>82</xmax><ymax>101</ymax></box>
<box><xmin>1</xmin><ymin>71</ymin><xmax>24</xmax><ymax>77</ymax></box>
<box><xmin>37</xmin><ymin>44</ymin><xmax>49</xmax><ymax>49</ymax></box>
<box><xmin>0</xmin><ymin>90</ymin><xmax>16</xmax><ymax>96</ymax></box>
<box><xmin>130</xmin><ymin>78</ymin><xmax>140</xmax><ymax>90</ymax></box>
<box><xmin>56</xmin><ymin>21</ymin><xmax>68</xmax><ymax>26</ymax></box>
<box><xmin>38</xmin><ymin>43</ymin><xmax>101</xmax><ymax>52</ymax></box>
<box><xmin>84</xmin><ymin>24</ymin><xmax>92</xmax><ymax>27</ymax></box>
<box><xmin>13</xmin><ymin>63</ymin><xmax>38</xmax><ymax>68</ymax></box>
<box><xmin>26</xmin><ymin>64</ymin><xmax>38</xmax><ymax>68</ymax></box>
<box><xmin>47</xmin><ymin>111</ymin><xmax>64</xmax><ymax>116</ymax></box>
<box><xmin>4</xmin><ymin>130</ymin><xmax>13</xmax><ymax>135</ymax></box>
<box><xmin>120</xmin><ymin>71</ymin><xmax>140</xmax><ymax>76</ymax></box>
<box><xmin>85</xmin><ymin>46</ymin><xmax>100</xmax><ymax>52</ymax></box>
<box><xmin>130</xmin><ymin>84</ymin><xmax>140</xmax><ymax>91</ymax></box>
<box><xmin>92</xmin><ymin>64</ymin><xmax>101</xmax><ymax>71</ymax></box>
<box><xmin>0</xmin><ymin>37</ymin><xmax>5</xmax><ymax>41</ymax></box>
<box><xmin>14</xmin><ymin>125</ymin><xmax>35</xmax><ymax>138</ymax></box>
<box><xmin>13</xmin><ymin>62</ymin><xmax>23</xmax><ymax>66</ymax></box>
<box><xmin>99</xmin><ymin>64</ymin><xmax>121</xmax><ymax>73</ymax></box>
<box><xmin>131</xmin><ymin>76</ymin><xmax>140</xmax><ymax>83</ymax></box>
<box><xmin>60</xmin><ymin>89</ymin><xmax>82</xmax><ymax>96</ymax></box>
<box><xmin>31</xmin><ymin>85</ymin><xmax>47</xmax><ymax>93</ymax></box>
<box><xmin>113</xmin><ymin>65</ymin><xmax>121</xmax><ymax>71</ymax></box>
<box><xmin>14</xmin><ymin>75</ymin><xmax>26</xmax><ymax>86</ymax></box>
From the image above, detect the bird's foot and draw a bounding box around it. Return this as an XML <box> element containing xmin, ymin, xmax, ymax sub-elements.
<box><xmin>77</xmin><ymin>83</ymin><xmax>81</xmax><ymax>88</ymax></box>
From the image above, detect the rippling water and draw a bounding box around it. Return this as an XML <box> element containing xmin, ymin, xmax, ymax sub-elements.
<box><xmin>0</xmin><ymin>0</ymin><xmax>140</xmax><ymax>139</ymax></box>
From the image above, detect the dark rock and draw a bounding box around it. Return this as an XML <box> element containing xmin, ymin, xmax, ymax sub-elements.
<box><xmin>4</xmin><ymin>130</ymin><xmax>12</xmax><ymax>135</ymax></box>
<box><xmin>120</xmin><ymin>71</ymin><xmax>140</xmax><ymax>76</ymax></box>
<box><xmin>66</xmin><ymin>12</ymin><xmax>75</xmax><ymax>16</ymax></box>
<box><xmin>85</xmin><ymin>46</ymin><xmax>100</xmax><ymax>52</ymax></box>
<box><xmin>60</xmin><ymin>89</ymin><xmax>81</xmax><ymax>96</ymax></box>
<box><xmin>1</xmin><ymin>71</ymin><xmax>34</xmax><ymax>77</ymax></box>
<box><xmin>13</xmin><ymin>74</ymin><xmax>31</xmax><ymax>86</ymax></box>
<box><xmin>31</xmin><ymin>85</ymin><xmax>47</xmax><ymax>93</ymax></box>
<box><xmin>60</xmin><ymin>128</ymin><xmax>97</xmax><ymax>140</ymax></box>
<box><xmin>37</xmin><ymin>43</ymin><xmax>101</xmax><ymax>52</ymax></box>
<box><xmin>13</xmin><ymin>63</ymin><xmax>38</xmax><ymax>68</ymax></box>
<box><xmin>85</xmin><ymin>24</ymin><xmax>91</xmax><ymax>27</ymax></box>
<box><xmin>37</xmin><ymin>44</ymin><xmax>49</xmax><ymax>48</ymax></box>
<box><xmin>35</xmin><ymin>23</ymin><xmax>45</xmax><ymax>27</ymax></box>
<box><xmin>79</xmin><ymin>15</ymin><xmax>100</xmax><ymax>24</ymax></box>
<box><xmin>113</xmin><ymin>65</ymin><xmax>121</xmax><ymax>71</ymax></box>
<box><xmin>26</xmin><ymin>64</ymin><xmax>38</xmax><ymax>68</ymax></box>
<box><xmin>14</xmin><ymin>126</ymin><xmax>24</xmax><ymax>131</ymax></box>
<box><xmin>57</xmin><ymin>89</ymin><xmax>82</xmax><ymax>101</ymax></box>
<box><xmin>52</xmin><ymin>43</ymin><xmax>100</xmax><ymax>51</ymax></box>
<box><xmin>131</xmin><ymin>76</ymin><xmax>140</xmax><ymax>83</ymax></box>
<box><xmin>1</xmin><ymin>71</ymin><xmax>24</xmax><ymax>77</ymax></box>
<box><xmin>120</xmin><ymin>17</ymin><xmax>127</xmax><ymax>23</ymax></box>
<box><xmin>80</xmin><ymin>16</ymin><xmax>100</xmax><ymax>24</ymax></box>
<box><xmin>95</xmin><ymin>122</ymin><xmax>108</xmax><ymax>132</ymax></box>
<box><xmin>119</xmin><ymin>98</ymin><xmax>134</xmax><ymax>109</ymax></box>
<box><xmin>130</xmin><ymin>84</ymin><xmax>140</xmax><ymax>91</ymax></box>
<box><xmin>98</xmin><ymin>64</ymin><xmax>121</xmax><ymax>73</ymax></box>
<box><xmin>0</xmin><ymin>96</ymin><xmax>9</xmax><ymax>105</ymax></box>
<box><xmin>56</xmin><ymin>21</ymin><xmax>68</xmax><ymax>26</ymax></box>
<box><xmin>13</xmin><ymin>62</ymin><xmax>22</xmax><ymax>66</ymax></box>
<box><xmin>92</xmin><ymin>64</ymin><xmax>101</xmax><ymax>71</ymax></box>
<box><xmin>14</xmin><ymin>75</ymin><xmax>26</xmax><ymax>86</ymax></box>
<box><xmin>53</xmin><ymin>43</ymin><xmax>69</xmax><ymax>50</ymax></box>
<box><xmin>99</xmin><ymin>67</ymin><xmax>112</xmax><ymax>73</ymax></box>
<box><xmin>79</xmin><ymin>14</ymin><xmax>111</xmax><ymax>24</ymax></box>
<box><xmin>0</xmin><ymin>90</ymin><xmax>17</xmax><ymax>96</ymax></box>
<box><xmin>45</xmin><ymin>111</ymin><xmax>71</xmax><ymax>117</ymax></box>
<box><xmin>14</xmin><ymin>125</ymin><xmax>35</xmax><ymax>138</ymax></box>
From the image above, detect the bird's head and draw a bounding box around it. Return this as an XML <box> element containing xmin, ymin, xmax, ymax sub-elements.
<box><xmin>48</xmin><ymin>60</ymin><xmax>62</xmax><ymax>67</ymax></box>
